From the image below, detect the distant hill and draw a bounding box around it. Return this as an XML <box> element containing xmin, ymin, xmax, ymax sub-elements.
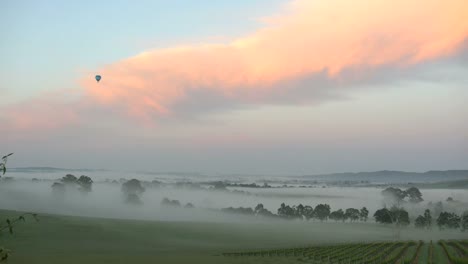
<box><xmin>9</xmin><ymin>167</ymin><xmax>107</xmax><ymax>173</ymax></box>
<box><xmin>300</xmin><ymin>170</ymin><xmax>468</xmax><ymax>183</ymax></box>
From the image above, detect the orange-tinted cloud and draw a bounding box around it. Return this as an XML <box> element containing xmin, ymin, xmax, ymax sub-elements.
<box><xmin>81</xmin><ymin>0</ymin><xmax>468</xmax><ymax>121</ymax></box>
<box><xmin>0</xmin><ymin>89</ymin><xmax>83</xmax><ymax>139</ymax></box>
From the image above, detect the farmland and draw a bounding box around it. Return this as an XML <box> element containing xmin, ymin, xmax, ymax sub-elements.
<box><xmin>1</xmin><ymin>209</ymin><xmax>467</xmax><ymax>264</ymax></box>
<box><xmin>223</xmin><ymin>240</ymin><xmax>468</xmax><ymax>263</ymax></box>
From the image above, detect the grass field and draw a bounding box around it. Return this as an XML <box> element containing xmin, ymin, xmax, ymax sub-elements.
<box><xmin>1</xmin><ymin>210</ymin><xmax>466</xmax><ymax>263</ymax></box>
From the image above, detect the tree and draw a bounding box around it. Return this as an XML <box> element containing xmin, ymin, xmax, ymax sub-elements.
<box><xmin>125</xmin><ymin>194</ymin><xmax>142</xmax><ymax>205</ymax></box>
<box><xmin>406</xmin><ymin>187</ymin><xmax>423</xmax><ymax>203</ymax></box>
<box><xmin>329</xmin><ymin>209</ymin><xmax>345</xmax><ymax>222</ymax></box>
<box><xmin>161</xmin><ymin>198</ymin><xmax>181</xmax><ymax>207</ymax></box>
<box><xmin>415</xmin><ymin>215</ymin><xmax>426</xmax><ymax>228</ymax></box>
<box><xmin>277</xmin><ymin>203</ymin><xmax>296</xmax><ymax>219</ymax></box>
<box><xmin>415</xmin><ymin>209</ymin><xmax>432</xmax><ymax>229</ymax></box>
<box><xmin>314</xmin><ymin>204</ymin><xmax>331</xmax><ymax>222</ymax></box>
<box><xmin>437</xmin><ymin>212</ymin><xmax>461</xmax><ymax>230</ymax></box>
<box><xmin>185</xmin><ymin>203</ymin><xmax>194</xmax><ymax>208</ymax></box>
<box><xmin>375</xmin><ymin>206</ymin><xmax>409</xmax><ymax>239</ymax></box>
<box><xmin>77</xmin><ymin>175</ymin><xmax>93</xmax><ymax>193</ymax></box>
<box><xmin>345</xmin><ymin>208</ymin><xmax>360</xmax><ymax>222</ymax></box>
<box><xmin>303</xmin><ymin>206</ymin><xmax>314</xmax><ymax>220</ymax></box>
<box><xmin>254</xmin><ymin>204</ymin><xmax>274</xmax><ymax>217</ymax></box>
<box><xmin>121</xmin><ymin>179</ymin><xmax>145</xmax><ymax>195</ymax></box>
<box><xmin>424</xmin><ymin>209</ymin><xmax>432</xmax><ymax>229</ymax></box>
<box><xmin>254</xmin><ymin>203</ymin><xmax>264</xmax><ymax>214</ymax></box>
<box><xmin>360</xmin><ymin>207</ymin><xmax>369</xmax><ymax>222</ymax></box>
<box><xmin>61</xmin><ymin>174</ymin><xmax>78</xmax><ymax>184</ymax></box>
<box><xmin>222</xmin><ymin>207</ymin><xmax>254</xmax><ymax>215</ymax></box>
<box><xmin>295</xmin><ymin>204</ymin><xmax>305</xmax><ymax>219</ymax></box>
<box><xmin>390</xmin><ymin>207</ymin><xmax>410</xmax><ymax>226</ymax></box>
<box><xmin>382</xmin><ymin>187</ymin><xmax>407</xmax><ymax>205</ymax></box>
<box><xmin>122</xmin><ymin>179</ymin><xmax>145</xmax><ymax>205</ymax></box>
<box><xmin>374</xmin><ymin>208</ymin><xmax>393</xmax><ymax>224</ymax></box>
<box><xmin>461</xmin><ymin>211</ymin><xmax>468</xmax><ymax>232</ymax></box>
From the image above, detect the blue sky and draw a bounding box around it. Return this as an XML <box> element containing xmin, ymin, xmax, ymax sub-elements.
<box><xmin>1</xmin><ymin>0</ymin><xmax>467</xmax><ymax>174</ymax></box>
<box><xmin>1</xmin><ymin>0</ymin><xmax>285</xmax><ymax>103</ymax></box>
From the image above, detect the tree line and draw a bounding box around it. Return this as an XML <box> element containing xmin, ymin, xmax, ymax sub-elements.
<box><xmin>222</xmin><ymin>202</ymin><xmax>370</xmax><ymax>223</ymax></box>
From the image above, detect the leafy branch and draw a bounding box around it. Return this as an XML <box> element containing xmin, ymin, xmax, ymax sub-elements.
<box><xmin>0</xmin><ymin>153</ymin><xmax>39</xmax><ymax>262</ymax></box>
<box><xmin>0</xmin><ymin>213</ymin><xmax>39</xmax><ymax>234</ymax></box>
<box><xmin>0</xmin><ymin>153</ymin><xmax>14</xmax><ymax>176</ymax></box>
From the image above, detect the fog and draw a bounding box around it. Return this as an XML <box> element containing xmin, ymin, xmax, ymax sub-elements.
<box><xmin>1</xmin><ymin>171</ymin><xmax>467</xmax><ymax>225</ymax></box>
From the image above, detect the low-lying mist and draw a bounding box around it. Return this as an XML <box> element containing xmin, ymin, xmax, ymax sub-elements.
<box><xmin>1</xmin><ymin>172</ymin><xmax>466</xmax><ymax>225</ymax></box>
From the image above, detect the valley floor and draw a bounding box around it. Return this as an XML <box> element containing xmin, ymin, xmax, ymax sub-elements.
<box><xmin>0</xmin><ymin>210</ymin><xmax>466</xmax><ymax>263</ymax></box>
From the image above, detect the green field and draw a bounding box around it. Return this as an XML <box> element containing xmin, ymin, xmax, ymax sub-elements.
<box><xmin>1</xmin><ymin>210</ymin><xmax>466</xmax><ymax>263</ymax></box>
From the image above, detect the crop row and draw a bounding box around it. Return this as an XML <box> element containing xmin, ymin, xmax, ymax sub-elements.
<box><xmin>223</xmin><ymin>240</ymin><xmax>468</xmax><ymax>264</ymax></box>
<box><xmin>440</xmin><ymin>240</ymin><xmax>468</xmax><ymax>264</ymax></box>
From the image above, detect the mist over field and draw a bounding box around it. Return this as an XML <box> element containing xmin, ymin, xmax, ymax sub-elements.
<box><xmin>2</xmin><ymin>0</ymin><xmax>468</xmax><ymax>263</ymax></box>
<box><xmin>1</xmin><ymin>170</ymin><xmax>467</xmax><ymax>223</ymax></box>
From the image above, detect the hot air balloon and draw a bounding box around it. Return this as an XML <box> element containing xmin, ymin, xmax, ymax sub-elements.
<box><xmin>95</xmin><ymin>75</ymin><xmax>102</xmax><ymax>82</ymax></box>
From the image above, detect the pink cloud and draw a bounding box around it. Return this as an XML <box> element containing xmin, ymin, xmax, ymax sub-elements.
<box><xmin>1</xmin><ymin>89</ymin><xmax>84</xmax><ymax>139</ymax></box>
<box><xmin>3</xmin><ymin>0</ymin><xmax>468</xmax><ymax>132</ymax></box>
<box><xmin>81</xmin><ymin>0</ymin><xmax>468</xmax><ymax>122</ymax></box>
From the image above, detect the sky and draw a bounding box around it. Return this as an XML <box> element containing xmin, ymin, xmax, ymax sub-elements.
<box><xmin>1</xmin><ymin>0</ymin><xmax>467</xmax><ymax>175</ymax></box>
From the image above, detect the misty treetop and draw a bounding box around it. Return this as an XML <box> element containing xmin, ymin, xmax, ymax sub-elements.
<box><xmin>50</xmin><ymin>174</ymin><xmax>94</xmax><ymax>195</ymax></box>
<box><xmin>121</xmin><ymin>179</ymin><xmax>145</xmax><ymax>205</ymax></box>
<box><xmin>381</xmin><ymin>186</ymin><xmax>423</xmax><ymax>204</ymax></box>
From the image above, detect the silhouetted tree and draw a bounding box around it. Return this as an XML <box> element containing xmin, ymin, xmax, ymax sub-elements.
<box><xmin>277</xmin><ymin>203</ymin><xmax>297</xmax><ymax>219</ymax></box>
<box><xmin>222</xmin><ymin>207</ymin><xmax>254</xmax><ymax>215</ymax></box>
<box><xmin>77</xmin><ymin>175</ymin><xmax>93</xmax><ymax>193</ymax></box>
<box><xmin>314</xmin><ymin>204</ymin><xmax>331</xmax><ymax>222</ymax></box>
<box><xmin>437</xmin><ymin>212</ymin><xmax>460</xmax><ymax>230</ymax></box>
<box><xmin>390</xmin><ymin>207</ymin><xmax>410</xmax><ymax>226</ymax></box>
<box><xmin>61</xmin><ymin>174</ymin><xmax>78</xmax><ymax>184</ymax></box>
<box><xmin>329</xmin><ymin>209</ymin><xmax>345</xmax><ymax>222</ymax></box>
<box><xmin>184</xmin><ymin>203</ymin><xmax>194</xmax><ymax>208</ymax></box>
<box><xmin>345</xmin><ymin>208</ymin><xmax>360</xmax><ymax>222</ymax></box>
<box><xmin>415</xmin><ymin>209</ymin><xmax>432</xmax><ymax>229</ymax></box>
<box><xmin>121</xmin><ymin>179</ymin><xmax>145</xmax><ymax>195</ymax></box>
<box><xmin>125</xmin><ymin>193</ymin><xmax>142</xmax><ymax>205</ymax></box>
<box><xmin>254</xmin><ymin>204</ymin><xmax>274</xmax><ymax>217</ymax></box>
<box><xmin>254</xmin><ymin>203</ymin><xmax>264</xmax><ymax>213</ymax></box>
<box><xmin>406</xmin><ymin>187</ymin><xmax>423</xmax><ymax>203</ymax></box>
<box><xmin>374</xmin><ymin>208</ymin><xmax>393</xmax><ymax>224</ymax></box>
<box><xmin>424</xmin><ymin>209</ymin><xmax>432</xmax><ymax>229</ymax></box>
<box><xmin>161</xmin><ymin>198</ymin><xmax>181</xmax><ymax>207</ymax></box>
<box><xmin>415</xmin><ymin>215</ymin><xmax>426</xmax><ymax>228</ymax></box>
<box><xmin>374</xmin><ymin>206</ymin><xmax>409</xmax><ymax>239</ymax></box>
<box><xmin>303</xmin><ymin>206</ymin><xmax>314</xmax><ymax>220</ymax></box>
<box><xmin>461</xmin><ymin>211</ymin><xmax>468</xmax><ymax>232</ymax></box>
<box><xmin>382</xmin><ymin>187</ymin><xmax>407</xmax><ymax>205</ymax></box>
<box><xmin>295</xmin><ymin>204</ymin><xmax>305</xmax><ymax>219</ymax></box>
<box><xmin>359</xmin><ymin>207</ymin><xmax>369</xmax><ymax>222</ymax></box>
<box><xmin>122</xmin><ymin>179</ymin><xmax>145</xmax><ymax>205</ymax></box>
<box><xmin>374</xmin><ymin>207</ymin><xmax>409</xmax><ymax>226</ymax></box>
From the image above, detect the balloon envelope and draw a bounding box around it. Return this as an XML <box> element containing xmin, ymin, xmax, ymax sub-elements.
<box><xmin>95</xmin><ymin>75</ymin><xmax>101</xmax><ymax>82</ymax></box>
